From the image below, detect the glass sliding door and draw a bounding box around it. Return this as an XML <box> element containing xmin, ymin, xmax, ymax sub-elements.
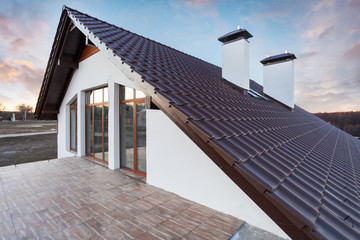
<box><xmin>70</xmin><ymin>100</ymin><xmax>77</xmax><ymax>152</ymax></box>
<box><xmin>85</xmin><ymin>87</ymin><xmax>108</xmax><ymax>163</ymax></box>
<box><xmin>120</xmin><ymin>102</ymin><xmax>134</xmax><ymax>169</ymax></box>
<box><xmin>94</xmin><ymin>105</ymin><xmax>103</xmax><ymax>160</ymax></box>
<box><xmin>104</xmin><ymin>104</ymin><xmax>109</xmax><ymax>162</ymax></box>
<box><xmin>86</xmin><ymin>107</ymin><xmax>93</xmax><ymax>155</ymax></box>
<box><xmin>136</xmin><ymin>103</ymin><xmax>146</xmax><ymax>173</ymax></box>
<box><xmin>120</xmin><ymin>86</ymin><xmax>146</xmax><ymax>176</ymax></box>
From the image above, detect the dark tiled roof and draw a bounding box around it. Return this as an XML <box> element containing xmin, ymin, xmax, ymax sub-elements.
<box><xmin>36</xmin><ymin>6</ymin><xmax>360</xmax><ymax>239</ymax></box>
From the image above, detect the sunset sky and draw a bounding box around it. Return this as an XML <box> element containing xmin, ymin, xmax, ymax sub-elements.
<box><xmin>0</xmin><ymin>0</ymin><xmax>359</xmax><ymax>113</ymax></box>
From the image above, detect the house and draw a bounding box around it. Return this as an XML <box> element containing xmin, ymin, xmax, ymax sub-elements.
<box><xmin>35</xmin><ymin>6</ymin><xmax>360</xmax><ymax>240</ymax></box>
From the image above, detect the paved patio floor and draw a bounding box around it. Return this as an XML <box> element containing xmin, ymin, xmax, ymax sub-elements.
<box><xmin>0</xmin><ymin>157</ymin><xmax>244</xmax><ymax>239</ymax></box>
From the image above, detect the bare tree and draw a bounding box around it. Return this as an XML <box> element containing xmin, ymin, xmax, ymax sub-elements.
<box><xmin>0</xmin><ymin>103</ymin><xmax>5</xmax><ymax>112</ymax></box>
<box><xmin>16</xmin><ymin>104</ymin><xmax>33</xmax><ymax>121</ymax></box>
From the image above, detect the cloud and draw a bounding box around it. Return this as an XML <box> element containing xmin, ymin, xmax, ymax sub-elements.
<box><xmin>169</xmin><ymin>0</ymin><xmax>219</xmax><ymax>18</ymax></box>
<box><xmin>343</xmin><ymin>40</ymin><xmax>360</xmax><ymax>60</ymax></box>
<box><xmin>0</xmin><ymin>58</ymin><xmax>43</xmax><ymax>90</ymax></box>
<box><xmin>0</xmin><ymin>1</ymin><xmax>53</xmax><ymax>111</ymax></box>
<box><xmin>294</xmin><ymin>0</ymin><xmax>360</xmax><ymax>112</ymax></box>
<box><xmin>0</xmin><ymin>57</ymin><xmax>43</xmax><ymax>111</ymax></box>
<box><xmin>0</xmin><ymin>1</ymin><xmax>50</xmax><ymax>63</ymax></box>
<box><xmin>318</xmin><ymin>25</ymin><xmax>336</xmax><ymax>39</ymax></box>
<box><xmin>184</xmin><ymin>0</ymin><xmax>214</xmax><ymax>8</ymax></box>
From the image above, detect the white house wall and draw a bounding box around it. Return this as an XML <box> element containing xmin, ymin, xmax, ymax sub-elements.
<box><xmin>57</xmin><ymin>50</ymin><xmax>136</xmax><ymax>169</ymax></box>
<box><xmin>146</xmin><ymin>109</ymin><xmax>288</xmax><ymax>238</ymax></box>
<box><xmin>58</xmin><ymin>48</ymin><xmax>288</xmax><ymax>238</ymax></box>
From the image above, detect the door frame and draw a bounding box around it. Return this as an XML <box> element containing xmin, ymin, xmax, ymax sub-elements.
<box><xmin>120</xmin><ymin>88</ymin><xmax>146</xmax><ymax>176</ymax></box>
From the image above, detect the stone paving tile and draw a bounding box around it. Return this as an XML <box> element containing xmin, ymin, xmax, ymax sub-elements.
<box><xmin>0</xmin><ymin>157</ymin><xmax>244</xmax><ymax>239</ymax></box>
<box><xmin>192</xmin><ymin>224</ymin><xmax>232</xmax><ymax>239</ymax></box>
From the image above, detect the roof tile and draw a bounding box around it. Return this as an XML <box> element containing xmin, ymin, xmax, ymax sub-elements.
<box><xmin>35</xmin><ymin>6</ymin><xmax>360</xmax><ymax>239</ymax></box>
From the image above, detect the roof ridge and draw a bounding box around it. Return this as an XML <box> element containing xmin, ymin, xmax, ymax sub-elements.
<box><xmin>63</xmin><ymin>6</ymin><xmax>221</xmax><ymax>71</ymax></box>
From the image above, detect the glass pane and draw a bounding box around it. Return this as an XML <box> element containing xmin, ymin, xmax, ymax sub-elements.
<box><xmin>120</xmin><ymin>86</ymin><xmax>134</xmax><ymax>100</ymax></box>
<box><xmin>120</xmin><ymin>102</ymin><xmax>134</xmax><ymax>170</ymax></box>
<box><xmin>86</xmin><ymin>107</ymin><xmax>93</xmax><ymax>155</ymax></box>
<box><xmin>94</xmin><ymin>105</ymin><xmax>103</xmax><ymax>160</ymax></box>
<box><xmin>103</xmin><ymin>105</ymin><xmax>108</xmax><ymax>162</ymax></box>
<box><xmin>70</xmin><ymin>108</ymin><xmax>76</xmax><ymax>150</ymax></box>
<box><xmin>136</xmin><ymin>103</ymin><xmax>146</xmax><ymax>173</ymax></box>
<box><xmin>85</xmin><ymin>91</ymin><xmax>93</xmax><ymax>104</ymax></box>
<box><xmin>135</xmin><ymin>90</ymin><xmax>146</xmax><ymax>99</ymax></box>
<box><xmin>104</xmin><ymin>87</ymin><xmax>108</xmax><ymax>102</ymax></box>
<box><xmin>94</xmin><ymin>88</ymin><xmax>103</xmax><ymax>103</ymax></box>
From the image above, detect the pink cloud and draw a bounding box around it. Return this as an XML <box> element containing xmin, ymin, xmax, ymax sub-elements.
<box><xmin>0</xmin><ymin>2</ymin><xmax>50</xmax><ymax>62</ymax></box>
<box><xmin>343</xmin><ymin>40</ymin><xmax>360</xmax><ymax>60</ymax></box>
<box><xmin>184</xmin><ymin>0</ymin><xmax>216</xmax><ymax>8</ymax></box>
<box><xmin>295</xmin><ymin>0</ymin><xmax>360</xmax><ymax>112</ymax></box>
<box><xmin>0</xmin><ymin>57</ymin><xmax>43</xmax><ymax>111</ymax></box>
<box><xmin>170</xmin><ymin>0</ymin><xmax>219</xmax><ymax>18</ymax></box>
<box><xmin>0</xmin><ymin>58</ymin><xmax>43</xmax><ymax>91</ymax></box>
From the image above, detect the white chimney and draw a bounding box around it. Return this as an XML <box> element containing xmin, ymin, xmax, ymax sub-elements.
<box><xmin>218</xmin><ymin>28</ymin><xmax>253</xmax><ymax>90</ymax></box>
<box><xmin>261</xmin><ymin>53</ymin><xmax>297</xmax><ymax>108</ymax></box>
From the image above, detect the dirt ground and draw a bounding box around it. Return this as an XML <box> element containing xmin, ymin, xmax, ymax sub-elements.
<box><xmin>0</xmin><ymin>133</ymin><xmax>57</xmax><ymax>167</ymax></box>
<box><xmin>0</xmin><ymin>120</ymin><xmax>57</xmax><ymax>167</ymax></box>
<box><xmin>0</xmin><ymin>120</ymin><xmax>56</xmax><ymax>134</ymax></box>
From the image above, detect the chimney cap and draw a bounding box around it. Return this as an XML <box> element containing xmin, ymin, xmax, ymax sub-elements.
<box><xmin>218</xmin><ymin>28</ymin><xmax>253</xmax><ymax>43</ymax></box>
<box><xmin>260</xmin><ymin>52</ymin><xmax>296</xmax><ymax>65</ymax></box>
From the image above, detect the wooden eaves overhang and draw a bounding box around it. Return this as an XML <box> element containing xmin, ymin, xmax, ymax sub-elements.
<box><xmin>34</xmin><ymin>8</ymin><xmax>85</xmax><ymax>120</ymax></box>
<box><xmin>36</xmin><ymin>6</ymin><xmax>360</xmax><ymax>240</ymax></box>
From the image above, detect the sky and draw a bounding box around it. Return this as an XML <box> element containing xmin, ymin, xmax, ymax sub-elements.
<box><xmin>0</xmin><ymin>0</ymin><xmax>359</xmax><ymax>113</ymax></box>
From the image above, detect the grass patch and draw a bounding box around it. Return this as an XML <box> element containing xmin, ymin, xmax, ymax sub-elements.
<box><xmin>0</xmin><ymin>133</ymin><xmax>57</xmax><ymax>167</ymax></box>
<box><xmin>0</xmin><ymin>120</ymin><xmax>56</xmax><ymax>135</ymax></box>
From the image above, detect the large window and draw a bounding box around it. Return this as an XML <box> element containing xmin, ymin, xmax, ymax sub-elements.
<box><xmin>86</xmin><ymin>87</ymin><xmax>108</xmax><ymax>163</ymax></box>
<box><xmin>70</xmin><ymin>100</ymin><xmax>77</xmax><ymax>152</ymax></box>
<box><xmin>120</xmin><ymin>86</ymin><xmax>146</xmax><ymax>176</ymax></box>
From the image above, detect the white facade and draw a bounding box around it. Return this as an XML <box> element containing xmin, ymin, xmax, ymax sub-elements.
<box><xmin>57</xmin><ymin>50</ymin><xmax>137</xmax><ymax>169</ymax></box>
<box><xmin>263</xmin><ymin>60</ymin><xmax>294</xmax><ymax>108</ymax></box>
<box><xmin>146</xmin><ymin>109</ymin><xmax>288</xmax><ymax>238</ymax></box>
<box><xmin>57</xmin><ymin>49</ymin><xmax>287</xmax><ymax>238</ymax></box>
<box><xmin>221</xmin><ymin>39</ymin><xmax>250</xmax><ymax>90</ymax></box>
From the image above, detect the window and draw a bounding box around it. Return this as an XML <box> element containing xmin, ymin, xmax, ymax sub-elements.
<box><xmin>120</xmin><ymin>86</ymin><xmax>146</xmax><ymax>176</ymax></box>
<box><xmin>85</xmin><ymin>87</ymin><xmax>108</xmax><ymax>163</ymax></box>
<box><xmin>70</xmin><ymin>100</ymin><xmax>77</xmax><ymax>152</ymax></box>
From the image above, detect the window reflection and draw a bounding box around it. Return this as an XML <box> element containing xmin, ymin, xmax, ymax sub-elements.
<box><xmin>85</xmin><ymin>86</ymin><xmax>108</xmax><ymax>163</ymax></box>
<box><xmin>120</xmin><ymin>85</ymin><xmax>146</xmax><ymax>175</ymax></box>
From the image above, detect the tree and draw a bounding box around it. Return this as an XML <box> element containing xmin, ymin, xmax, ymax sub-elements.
<box><xmin>0</xmin><ymin>103</ymin><xmax>5</xmax><ymax>112</ymax></box>
<box><xmin>16</xmin><ymin>104</ymin><xmax>33</xmax><ymax>113</ymax></box>
<box><xmin>16</xmin><ymin>104</ymin><xmax>33</xmax><ymax>121</ymax></box>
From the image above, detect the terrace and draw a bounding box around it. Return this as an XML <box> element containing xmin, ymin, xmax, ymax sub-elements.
<box><xmin>0</xmin><ymin>157</ymin><xmax>246</xmax><ymax>239</ymax></box>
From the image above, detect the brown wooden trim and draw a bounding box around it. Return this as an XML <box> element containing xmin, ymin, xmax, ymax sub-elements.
<box><xmin>120</xmin><ymin>167</ymin><xmax>146</xmax><ymax>177</ymax></box>
<box><xmin>86</xmin><ymin>154</ymin><xmax>108</xmax><ymax>164</ymax></box>
<box><xmin>120</xmin><ymin>98</ymin><xmax>146</xmax><ymax>103</ymax></box>
<box><xmin>85</xmin><ymin>102</ymin><xmax>109</xmax><ymax>107</ymax></box>
<box><xmin>79</xmin><ymin>45</ymin><xmax>100</xmax><ymax>62</ymax></box>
